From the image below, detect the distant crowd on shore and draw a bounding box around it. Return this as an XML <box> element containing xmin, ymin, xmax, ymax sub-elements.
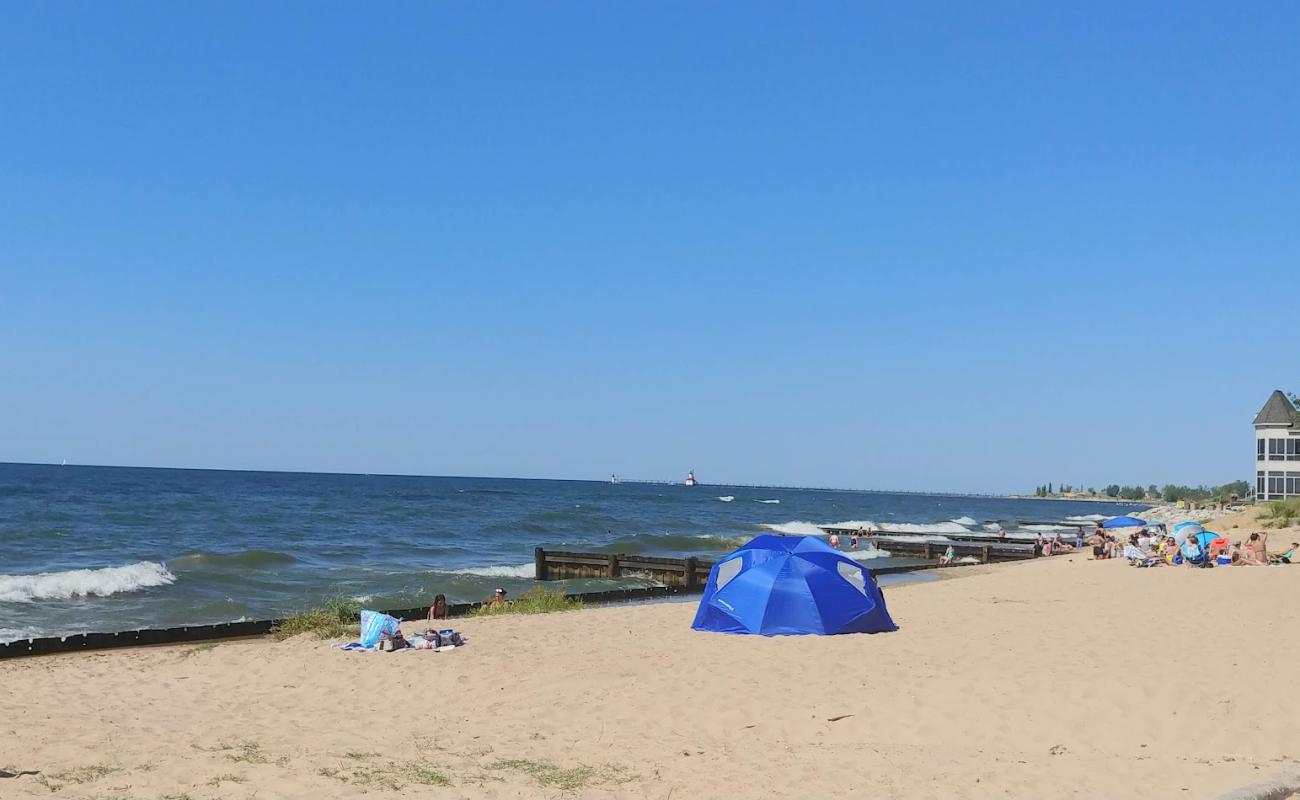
<box><xmin>1087</xmin><ymin>523</ymin><xmax>1297</xmax><ymax>568</ymax></box>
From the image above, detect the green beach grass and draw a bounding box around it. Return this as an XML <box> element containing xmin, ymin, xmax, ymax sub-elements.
<box><xmin>271</xmin><ymin>597</ymin><xmax>363</xmax><ymax>640</ymax></box>
<box><xmin>469</xmin><ymin>587</ymin><xmax>581</xmax><ymax>617</ymax></box>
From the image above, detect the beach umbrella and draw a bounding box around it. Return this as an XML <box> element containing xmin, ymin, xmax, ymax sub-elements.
<box><xmin>1102</xmin><ymin>516</ymin><xmax>1146</xmax><ymax>528</ymax></box>
<box><xmin>1172</xmin><ymin>522</ymin><xmax>1205</xmax><ymax>546</ymax></box>
<box><xmin>691</xmin><ymin>535</ymin><xmax>897</xmax><ymax>636</ymax></box>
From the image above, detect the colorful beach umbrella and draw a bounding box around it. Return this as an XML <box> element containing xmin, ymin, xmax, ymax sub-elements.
<box><xmin>1172</xmin><ymin>521</ymin><xmax>1205</xmax><ymax>545</ymax></box>
<box><xmin>1102</xmin><ymin>516</ymin><xmax>1146</xmax><ymax>528</ymax></box>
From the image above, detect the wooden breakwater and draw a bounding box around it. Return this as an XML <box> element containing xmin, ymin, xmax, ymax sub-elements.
<box><xmin>535</xmin><ymin>540</ymin><xmax>1035</xmax><ymax>585</ymax></box>
<box><xmin>535</xmin><ymin>547</ymin><xmax>715</xmax><ymax>588</ymax></box>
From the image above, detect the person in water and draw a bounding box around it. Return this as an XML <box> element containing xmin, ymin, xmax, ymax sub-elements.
<box><xmin>428</xmin><ymin>593</ymin><xmax>449</xmax><ymax>622</ymax></box>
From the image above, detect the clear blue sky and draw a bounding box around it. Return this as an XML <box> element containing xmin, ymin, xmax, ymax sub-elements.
<box><xmin>1</xmin><ymin>3</ymin><xmax>1295</xmax><ymax>492</ymax></box>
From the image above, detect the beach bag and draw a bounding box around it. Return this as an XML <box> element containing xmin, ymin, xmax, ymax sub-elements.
<box><xmin>359</xmin><ymin>610</ymin><xmax>402</xmax><ymax>648</ymax></box>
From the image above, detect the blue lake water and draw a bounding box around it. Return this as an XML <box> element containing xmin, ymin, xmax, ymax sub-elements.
<box><xmin>0</xmin><ymin>463</ymin><xmax>1144</xmax><ymax>641</ymax></box>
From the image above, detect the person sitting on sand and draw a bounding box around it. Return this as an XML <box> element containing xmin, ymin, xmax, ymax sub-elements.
<box><xmin>1123</xmin><ymin>535</ymin><xmax>1155</xmax><ymax>563</ymax></box>
<box><xmin>428</xmin><ymin>593</ymin><xmax>449</xmax><ymax>623</ymax></box>
<box><xmin>486</xmin><ymin>588</ymin><xmax>508</xmax><ymax>608</ymax></box>
<box><xmin>938</xmin><ymin>544</ymin><xmax>955</xmax><ymax>566</ymax></box>
<box><xmin>1182</xmin><ymin>536</ymin><xmax>1206</xmax><ymax>565</ymax></box>
<box><xmin>1243</xmin><ymin>532</ymin><xmax>1269</xmax><ymax>565</ymax></box>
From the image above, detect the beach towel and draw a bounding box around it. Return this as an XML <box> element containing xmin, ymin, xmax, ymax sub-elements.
<box><xmin>358</xmin><ymin>610</ymin><xmax>402</xmax><ymax>648</ymax></box>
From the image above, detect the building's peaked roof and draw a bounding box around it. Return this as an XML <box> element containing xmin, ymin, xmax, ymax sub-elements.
<box><xmin>1253</xmin><ymin>390</ymin><xmax>1298</xmax><ymax>427</ymax></box>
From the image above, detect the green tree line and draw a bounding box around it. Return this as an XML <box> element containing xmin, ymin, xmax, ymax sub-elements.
<box><xmin>1033</xmin><ymin>481</ymin><xmax>1250</xmax><ymax>502</ymax></box>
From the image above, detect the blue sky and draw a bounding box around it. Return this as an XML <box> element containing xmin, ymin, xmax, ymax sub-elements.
<box><xmin>1</xmin><ymin>3</ymin><xmax>1296</xmax><ymax>492</ymax></box>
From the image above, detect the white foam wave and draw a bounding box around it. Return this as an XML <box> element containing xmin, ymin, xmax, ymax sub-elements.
<box><xmin>875</xmin><ymin>533</ymin><xmax>954</xmax><ymax>543</ymax></box>
<box><xmin>716</xmin><ymin>496</ymin><xmax>735</xmax><ymax>502</ymax></box>
<box><xmin>446</xmin><ymin>563</ymin><xmax>536</xmax><ymax>579</ymax></box>
<box><xmin>761</xmin><ymin>521</ymin><xmax>826</xmax><ymax>536</ymax></box>
<box><xmin>0</xmin><ymin>562</ymin><xmax>176</xmax><ymax>603</ymax></box>
<box><xmin>0</xmin><ymin>626</ymin><xmax>44</xmax><ymax>643</ymax></box>
<box><xmin>1065</xmin><ymin>514</ymin><xmax>1108</xmax><ymax>522</ymax></box>
<box><xmin>831</xmin><ymin>519</ymin><xmax>973</xmax><ymax>535</ymax></box>
<box><xmin>846</xmin><ymin>548</ymin><xmax>891</xmax><ymax>561</ymax></box>
<box><xmin>951</xmin><ymin>516</ymin><xmax>978</xmax><ymax>526</ymax></box>
<box><xmin>756</xmin><ymin>499</ymin><xmax>780</xmax><ymax>504</ymax></box>
<box><xmin>1021</xmin><ymin>524</ymin><xmax>1073</xmax><ymax>532</ymax></box>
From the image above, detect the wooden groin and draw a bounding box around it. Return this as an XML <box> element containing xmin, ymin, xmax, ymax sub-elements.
<box><xmin>866</xmin><ymin>538</ymin><xmax>1035</xmax><ymax>562</ymax></box>
<box><xmin>534</xmin><ymin>548</ymin><xmax>715</xmax><ymax>588</ymax></box>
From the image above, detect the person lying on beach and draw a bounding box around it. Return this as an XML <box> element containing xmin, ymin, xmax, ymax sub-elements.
<box><xmin>428</xmin><ymin>593</ymin><xmax>449</xmax><ymax>622</ymax></box>
<box><xmin>1269</xmin><ymin>543</ymin><xmax>1298</xmax><ymax>564</ymax></box>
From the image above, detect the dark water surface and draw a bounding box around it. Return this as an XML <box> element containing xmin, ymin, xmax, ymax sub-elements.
<box><xmin>0</xmin><ymin>464</ymin><xmax>1144</xmax><ymax>641</ymax></box>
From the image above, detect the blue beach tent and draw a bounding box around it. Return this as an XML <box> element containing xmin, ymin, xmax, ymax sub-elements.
<box><xmin>691</xmin><ymin>535</ymin><xmax>897</xmax><ymax>636</ymax></box>
<box><xmin>1102</xmin><ymin>516</ymin><xmax>1146</xmax><ymax>528</ymax></box>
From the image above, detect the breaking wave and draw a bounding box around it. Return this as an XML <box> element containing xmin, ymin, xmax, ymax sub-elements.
<box><xmin>831</xmin><ymin>519</ymin><xmax>974</xmax><ymax>535</ymax></box>
<box><xmin>1065</xmin><ymin>514</ymin><xmax>1108</xmax><ymax>522</ymax></box>
<box><xmin>760</xmin><ymin>521</ymin><xmax>826</xmax><ymax>536</ymax></box>
<box><xmin>0</xmin><ymin>562</ymin><xmax>176</xmax><ymax>603</ymax></box>
<box><xmin>716</xmin><ymin>496</ymin><xmax>735</xmax><ymax>502</ymax></box>
<box><xmin>951</xmin><ymin>516</ymin><xmax>978</xmax><ymax>526</ymax></box>
<box><xmin>846</xmin><ymin>548</ymin><xmax>891</xmax><ymax>561</ymax></box>
<box><xmin>444</xmin><ymin>563</ymin><xmax>536</xmax><ymax>579</ymax></box>
<box><xmin>756</xmin><ymin>499</ymin><xmax>781</xmax><ymax>504</ymax></box>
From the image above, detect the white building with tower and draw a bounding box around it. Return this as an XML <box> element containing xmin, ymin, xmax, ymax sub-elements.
<box><xmin>1254</xmin><ymin>389</ymin><xmax>1300</xmax><ymax>500</ymax></box>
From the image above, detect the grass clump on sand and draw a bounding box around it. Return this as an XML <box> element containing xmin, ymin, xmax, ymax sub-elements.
<box><xmin>321</xmin><ymin>760</ymin><xmax>451</xmax><ymax>790</ymax></box>
<box><xmin>470</xmin><ymin>587</ymin><xmax>581</xmax><ymax>617</ymax></box>
<box><xmin>1258</xmin><ymin>498</ymin><xmax>1300</xmax><ymax>529</ymax></box>
<box><xmin>47</xmin><ymin>764</ymin><xmax>120</xmax><ymax>784</ymax></box>
<box><xmin>272</xmin><ymin>596</ymin><xmax>362</xmax><ymax>640</ymax></box>
<box><xmin>489</xmin><ymin>759</ymin><xmax>630</xmax><ymax>791</ymax></box>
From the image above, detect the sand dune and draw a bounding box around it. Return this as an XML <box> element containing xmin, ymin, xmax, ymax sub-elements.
<box><xmin>2</xmin><ymin>554</ymin><xmax>1297</xmax><ymax>799</ymax></box>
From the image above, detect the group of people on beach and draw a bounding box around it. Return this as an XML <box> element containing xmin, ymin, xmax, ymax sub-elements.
<box><xmin>1087</xmin><ymin>523</ymin><xmax>1298</xmax><ymax>567</ymax></box>
<box><xmin>424</xmin><ymin>587</ymin><xmax>510</xmax><ymax>624</ymax></box>
<box><xmin>828</xmin><ymin>527</ymin><xmax>876</xmax><ymax>551</ymax></box>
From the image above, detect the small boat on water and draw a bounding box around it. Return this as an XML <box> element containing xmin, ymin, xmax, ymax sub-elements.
<box><xmin>685</xmin><ymin>470</ymin><xmax>697</xmax><ymax>487</ymax></box>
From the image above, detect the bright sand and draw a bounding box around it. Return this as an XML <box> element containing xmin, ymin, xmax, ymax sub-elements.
<box><xmin>2</xmin><ymin>554</ymin><xmax>1298</xmax><ymax>799</ymax></box>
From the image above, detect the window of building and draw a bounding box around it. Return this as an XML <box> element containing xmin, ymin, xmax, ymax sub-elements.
<box><xmin>1288</xmin><ymin>438</ymin><xmax>1300</xmax><ymax>461</ymax></box>
<box><xmin>1259</xmin><ymin>438</ymin><xmax>1266</xmax><ymax>459</ymax></box>
<box><xmin>1257</xmin><ymin>471</ymin><xmax>1266</xmax><ymax>498</ymax></box>
<box><xmin>1269</xmin><ymin>438</ymin><xmax>1284</xmax><ymax>460</ymax></box>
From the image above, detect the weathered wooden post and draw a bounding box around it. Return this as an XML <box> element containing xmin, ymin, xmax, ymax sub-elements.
<box><xmin>924</xmin><ymin>542</ymin><xmax>933</xmax><ymax>560</ymax></box>
<box><xmin>981</xmin><ymin>545</ymin><xmax>990</xmax><ymax>563</ymax></box>
<box><xmin>684</xmin><ymin>556</ymin><xmax>698</xmax><ymax>589</ymax></box>
<box><xmin>535</xmin><ymin>547</ymin><xmax>547</xmax><ymax>581</ymax></box>
<box><xmin>608</xmin><ymin>553</ymin><xmax>620</xmax><ymax>578</ymax></box>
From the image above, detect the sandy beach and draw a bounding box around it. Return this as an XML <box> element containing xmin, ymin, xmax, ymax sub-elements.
<box><xmin>3</xmin><ymin>551</ymin><xmax>1297</xmax><ymax>800</ymax></box>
